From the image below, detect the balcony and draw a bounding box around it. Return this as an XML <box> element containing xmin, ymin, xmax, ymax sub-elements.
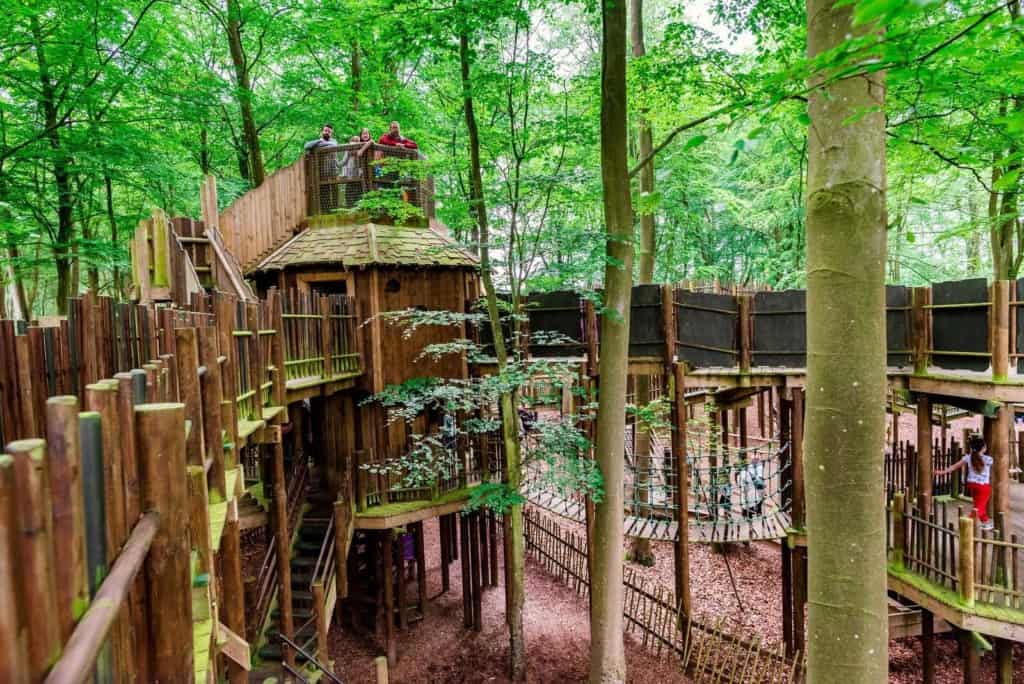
<box><xmin>304</xmin><ymin>143</ymin><xmax>436</xmax><ymax>224</ymax></box>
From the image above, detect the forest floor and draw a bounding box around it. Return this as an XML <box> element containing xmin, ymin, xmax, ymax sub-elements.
<box><xmin>319</xmin><ymin>405</ymin><xmax>1024</xmax><ymax>682</ymax></box>
<box><xmin>328</xmin><ymin>515</ymin><xmax>692</xmax><ymax>683</ymax></box>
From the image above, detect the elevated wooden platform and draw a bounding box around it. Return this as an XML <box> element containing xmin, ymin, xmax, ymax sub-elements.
<box><xmin>354</xmin><ymin>486</ymin><xmax>480</xmax><ymax>530</ymax></box>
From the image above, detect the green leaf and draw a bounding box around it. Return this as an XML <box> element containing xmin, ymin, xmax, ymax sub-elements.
<box><xmin>684</xmin><ymin>134</ymin><xmax>708</xmax><ymax>150</ymax></box>
<box><xmin>994</xmin><ymin>169</ymin><xmax>1021</xmax><ymax>192</ymax></box>
<box><xmin>798</xmin><ymin>113</ymin><xmax>811</xmax><ymax>126</ymax></box>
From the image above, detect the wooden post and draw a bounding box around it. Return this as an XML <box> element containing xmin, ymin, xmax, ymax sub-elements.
<box><xmin>470</xmin><ymin>513</ymin><xmax>482</xmax><ymax>631</ymax></box>
<box><xmin>114</xmin><ymin>372</ymin><xmax>150</xmax><ymax>684</ymax></box>
<box><xmin>375</xmin><ymin>655</ymin><xmax>389</xmax><ymax>684</ymax></box>
<box><xmin>187</xmin><ymin>466</ymin><xmax>213</xmax><ymax>575</ymax></box>
<box><xmin>460</xmin><ymin>513</ymin><xmax>472</xmax><ymax>628</ymax></box>
<box><xmin>671</xmin><ymin>362</ymin><xmax>691</xmax><ymax>617</ymax></box>
<box><xmin>383</xmin><ymin>529</ymin><xmax>397</xmax><ymax>666</ymax></box>
<box><xmin>321</xmin><ymin>295</ymin><xmax>333</xmax><ymax>379</ymax></box>
<box><xmin>738</xmin><ymin>295</ymin><xmax>752</xmax><ymax>373</ymax></box>
<box><xmin>791</xmin><ymin>389</ymin><xmax>805</xmax><ymax>529</ymax></box>
<box><xmin>440</xmin><ymin>515</ymin><xmax>451</xmax><ymax>593</ymax></box>
<box><xmin>781</xmin><ymin>541</ymin><xmax>793</xmax><ymax>659</ymax></box>
<box><xmin>993</xmin><ymin>279</ymin><xmax>1010</xmax><ymax>381</ymax></box>
<box><xmin>792</xmin><ymin>546</ymin><xmax>807</xmax><ymax>658</ymax></box>
<box><xmin>313</xmin><ymin>582</ymin><xmax>328</xmax><ymax>663</ymax></box>
<box><xmin>268</xmin><ymin>290</ymin><xmax>287</xmax><ymax>406</ymax></box>
<box><xmin>271</xmin><ymin>436</ymin><xmax>295</xmax><ymax>670</ymax></box>
<box><xmin>917</xmin><ymin>393</ymin><xmax>933</xmax><ymax>511</ymax></box>
<box><xmin>84</xmin><ymin>381</ymin><xmax>133</xmax><ymax>681</ymax></box>
<box><xmin>136</xmin><ymin>403</ymin><xmax>193</xmax><ymax>680</ymax></box>
<box><xmin>991</xmin><ymin>405</ymin><xmax>1011</xmax><ymax>532</ymax></box>
<box><xmin>335</xmin><ymin>499</ymin><xmax>353</xmax><ymax>600</ymax></box>
<box><xmin>912</xmin><ymin>286</ymin><xmax>930</xmax><ymax>375</ymax></box>
<box><xmin>892</xmin><ymin>491</ymin><xmax>906</xmax><ymax>568</ymax></box>
<box><xmin>397</xmin><ymin>532</ymin><xmax>409</xmax><ymax>630</ymax></box>
<box><xmin>44</xmin><ymin>396</ymin><xmax>89</xmax><ymax>641</ymax></box>
<box><xmin>415</xmin><ymin>522</ymin><xmax>428</xmax><ymax>613</ymax></box>
<box><xmin>921</xmin><ymin>609</ymin><xmax>935</xmax><ymax>684</ymax></box>
<box><xmin>488</xmin><ymin>511</ymin><xmax>498</xmax><ymax>587</ymax></box>
<box><xmin>197</xmin><ymin>326</ymin><xmax>226</xmax><ymax>497</ymax></box>
<box><xmin>175</xmin><ymin>327</ymin><xmax>206</xmax><ymax>467</ymax></box>
<box><xmin>7</xmin><ymin>439</ymin><xmax>61</xmax><ymax>680</ymax></box>
<box><xmin>220</xmin><ymin>500</ymin><xmax>247</xmax><ymax>684</ymax></box>
<box><xmin>215</xmin><ymin>295</ymin><xmax>241</xmax><ymax>467</ymax></box>
<box><xmin>0</xmin><ymin>453</ymin><xmax>30</xmax><ymax>683</ymax></box>
<box><xmin>584</xmin><ymin>299</ymin><xmax>599</xmax><ymax>378</ymax></box>
<box><xmin>995</xmin><ymin>638</ymin><xmax>1013</xmax><ymax>684</ymax></box>
<box><xmin>79</xmin><ymin>413</ymin><xmax>112</xmax><ymax>681</ymax></box>
<box><xmin>958</xmin><ymin>517</ymin><xmax>975</xmax><ymax>606</ymax></box>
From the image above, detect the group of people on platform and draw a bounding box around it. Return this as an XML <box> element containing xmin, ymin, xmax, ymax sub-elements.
<box><xmin>301</xmin><ymin>121</ymin><xmax>417</xmax><ymax>156</ymax></box>
<box><xmin>304</xmin><ymin>121</ymin><xmax>422</xmax><ymax>209</ymax></box>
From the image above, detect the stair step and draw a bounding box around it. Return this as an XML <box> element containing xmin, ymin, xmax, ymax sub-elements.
<box><xmin>257</xmin><ymin>643</ymin><xmax>312</xmax><ymax>663</ymax></box>
<box><xmin>291</xmin><ymin>557</ymin><xmax>316</xmax><ymax>568</ymax></box>
<box><xmin>292</xmin><ymin>590</ymin><xmax>314</xmax><ymax>602</ymax></box>
<box><xmin>272</xmin><ymin>607</ymin><xmax>314</xmax><ymax>621</ymax></box>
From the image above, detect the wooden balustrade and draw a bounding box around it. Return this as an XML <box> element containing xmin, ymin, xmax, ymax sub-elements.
<box><xmin>890</xmin><ymin>494</ymin><xmax>1024</xmax><ymax>611</ymax></box>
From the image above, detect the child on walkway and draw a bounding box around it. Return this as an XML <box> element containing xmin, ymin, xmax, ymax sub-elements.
<box><xmin>936</xmin><ymin>434</ymin><xmax>994</xmax><ymax>531</ymax></box>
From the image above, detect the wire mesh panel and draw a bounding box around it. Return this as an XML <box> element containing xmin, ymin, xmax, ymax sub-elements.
<box><xmin>305</xmin><ymin>143</ymin><xmax>434</xmax><ymax>220</ymax></box>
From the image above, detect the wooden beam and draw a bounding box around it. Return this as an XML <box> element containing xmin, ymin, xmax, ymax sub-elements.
<box><xmin>217</xmin><ymin>621</ymin><xmax>251</xmax><ymax>672</ymax></box>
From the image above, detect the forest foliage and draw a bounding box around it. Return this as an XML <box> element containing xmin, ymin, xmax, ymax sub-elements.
<box><xmin>0</xmin><ymin>0</ymin><xmax>1020</xmax><ymax>312</ymax></box>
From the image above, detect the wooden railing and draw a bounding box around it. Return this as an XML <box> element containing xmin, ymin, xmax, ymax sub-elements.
<box><xmin>305</xmin><ymin>142</ymin><xmax>434</xmax><ymax>221</ymax></box>
<box><xmin>0</xmin><ymin>319</ymin><xmax>244</xmax><ymax>681</ymax></box>
<box><xmin>889</xmin><ymin>492</ymin><xmax>1024</xmax><ymax>610</ymax></box>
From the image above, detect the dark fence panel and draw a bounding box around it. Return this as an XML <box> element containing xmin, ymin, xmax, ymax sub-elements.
<box><xmin>525</xmin><ymin>290</ymin><xmax>586</xmax><ymax>358</ymax></box>
<box><xmin>629</xmin><ymin>284</ymin><xmax>665</xmax><ymax>359</ymax></box>
<box><xmin>752</xmin><ymin>290</ymin><xmax>806</xmax><ymax>368</ymax></box>
<box><xmin>886</xmin><ymin>285</ymin><xmax>912</xmax><ymax>368</ymax></box>
<box><xmin>475</xmin><ymin>294</ymin><xmax>514</xmax><ymax>358</ymax></box>
<box><xmin>931</xmin><ymin>278</ymin><xmax>988</xmax><ymax>372</ymax></box>
<box><xmin>1016</xmin><ymin>279</ymin><xmax>1024</xmax><ymax>374</ymax></box>
<box><xmin>675</xmin><ymin>289</ymin><xmax>738</xmax><ymax>368</ymax></box>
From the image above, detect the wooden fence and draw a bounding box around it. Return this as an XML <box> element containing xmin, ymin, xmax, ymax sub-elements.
<box><xmin>0</xmin><ymin>286</ymin><xmax>363</xmax><ymax>682</ymax></box>
<box><xmin>522</xmin><ymin>507</ymin><xmax>804</xmax><ymax>683</ymax></box>
<box><xmin>889</xmin><ymin>492</ymin><xmax>1024</xmax><ymax>610</ymax></box>
<box><xmin>203</xmin><ymin>159</ymin><xmax>308</xmax><ymax>275</ymax></box>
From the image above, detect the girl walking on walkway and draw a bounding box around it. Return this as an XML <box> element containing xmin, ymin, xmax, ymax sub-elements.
<box><xmin>936</xmin><ymin>434</ymin><xmax>994</xmax><ymax>531</ymax></box>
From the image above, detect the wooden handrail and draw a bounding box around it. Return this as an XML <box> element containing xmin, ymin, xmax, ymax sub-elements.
<box><xmin>44</xmin><ymin>512</ymin><xmax>160</xmax><ymax>684</ymax></box>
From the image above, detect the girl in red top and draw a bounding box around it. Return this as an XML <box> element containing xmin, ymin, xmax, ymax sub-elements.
<box><xmin>936</xmin><ymin>434</ymin><xmax>994</xmax><ymax>531</ymax></box>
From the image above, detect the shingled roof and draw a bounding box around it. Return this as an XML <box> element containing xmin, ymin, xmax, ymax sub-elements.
<box><xmin>255</xmin><ymin>220</ymin><xmax>478</xmax><ymax>272</ymax></box>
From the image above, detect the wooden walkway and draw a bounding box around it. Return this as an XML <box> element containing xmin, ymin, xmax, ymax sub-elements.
<box><xmin>524</xmin><ymin>484</ymin><xmax>791</xmax><ymax>543</ymax></box>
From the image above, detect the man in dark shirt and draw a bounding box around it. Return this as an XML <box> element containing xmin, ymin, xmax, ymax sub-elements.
<box><xmin>304</xmin><ymin>123</ymin><xmax>339</xmax><ymax>151</ymax></box>
<box><xmin>305</xmin><ymin>123</ymin><xmax>341</xmax><ymax>209</ymax></box>
<box><xmin>378</xmin><ymin>121</ymin><xmax>418</xmax><ymax>149</ymax></box>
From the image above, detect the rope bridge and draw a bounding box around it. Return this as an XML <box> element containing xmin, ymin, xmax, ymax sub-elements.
<box><xmin>523</xmin><ymin>425</ymin><xmax>793</xmax><ymax>543</ymax></box>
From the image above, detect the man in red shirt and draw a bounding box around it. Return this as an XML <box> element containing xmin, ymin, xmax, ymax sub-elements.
<box><xmin>378</xmin><ymin>121</ymin><xmax>418</xmax><ymax>149</ymax></box>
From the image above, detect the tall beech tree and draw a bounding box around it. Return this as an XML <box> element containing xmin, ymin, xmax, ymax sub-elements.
<box><xmin>589</xmin><ymin>0</ymin><xmax>632</xmax><ymax>677</ymax></box>
<box><xmin>804</xmin><ymin>0</ymin><xmax>888</xmax><ymax>680</ymax></box>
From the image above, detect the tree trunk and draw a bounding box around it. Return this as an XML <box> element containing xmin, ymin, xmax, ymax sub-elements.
<box><xmin>461</xmin><ymin>32</ymin><xmax>526</xmax><ymax>681</ymax></box>
<box><xmin>805</xmin><ymin>0</ymin><xmax>888</xmax><ymax>680</ymax></box>
<box><xmin>31</xmin><ymin>15</ymin><xmax>75</xmax><ymax>314</ymax></box>
<box><xmin>628</xmin><ymin>0</ymin><xmax>656</xmax><ymax>566</ymax></box>
<box><xmin>225</xmin><ymin>0</ymin><xmax>265</xmax><ymax>187</ymax></box>
<box><xmin>589</xmin><ymin>0</ymin><xmax>633</xmax><ymax>678</ymax></box>
<box><xmin>199</xmin><ymin>128</ymin><xmax>211</xmax><ymax>175</ymax></box>
<box><xmin>351</xmin><ymin>41</ymin><xmax>362</xmax><ymax>113</ymax></box>
<box><xmin>105</xmin><ymin>175</ymin><xmax>123</xmax><ymax>299</ymax></box>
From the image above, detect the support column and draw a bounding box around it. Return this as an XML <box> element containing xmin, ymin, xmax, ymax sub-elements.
<box><xmin>671</xmin><ymin>363</ymin><xmax>691</xmax><ymax>617</ymax></box>
<box><xmin>918</xmin><ymin>394</ymin><xmax>933</xmax><ymax>512</ymax></box>
<box><xmin>792</xmin><ymin>389</ymin><xmax>805</xmax><ymax>530</ymax></box>
<box><xmin>921</xmin><ymin>609</ymin><xmax>934</xmax><ymax>684</ymax></box>
<box><xmin>781</xmin><ymin>541</ymin><xmax>794</xmax><ymax>658</ymax></box>
<box><xmin>383</xmin><ymin>530</ymin><xmax>396</xmax><ymax>666</ymax></box>
<box><xmin>415</xmin><ymin>522</ymin><xmax>427</xmax><ymax>615</ymax></box>
<box><xmin>440</xmin><ymin>515</ymin><xmax>451</xmax><ymax>594</ymax></box>
<box><xmin>996</xmin><ymin>638</ymin><xmax>1013</xmax><ymax>684</ymax></box>
<box><xmin>271</xmin><ymin>437</ymin><xmax>294</xmax><ymax>671</ymax></box>
<box><xmin>460</xmin><ymin>513</ymin><xmax>472</xmax><ymax>628</ymax></box>
<box><xmin>221</xmin><ymin>500</ymin><xmax>247</xmax><ymax>684</ymax></box>
<box><xmin>991</xmin><ymin>405</ymin><xmax>1011</xmax><ymax>531</ymax></box>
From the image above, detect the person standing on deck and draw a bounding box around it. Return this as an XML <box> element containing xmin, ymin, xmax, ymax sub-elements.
<box><xmin>305</xmin><ymin>123</ymin><xmax>342</xmax><ymax>208</ymax></box>
<box><xmin>935</xmin><ymin>434</ymin><xmax>994</xmax><ymax>530</ymax></box>
<box><xmin>378</xmin><ymin>121</ymin><xmax>419</xmax><ymax>149</ymax></box>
